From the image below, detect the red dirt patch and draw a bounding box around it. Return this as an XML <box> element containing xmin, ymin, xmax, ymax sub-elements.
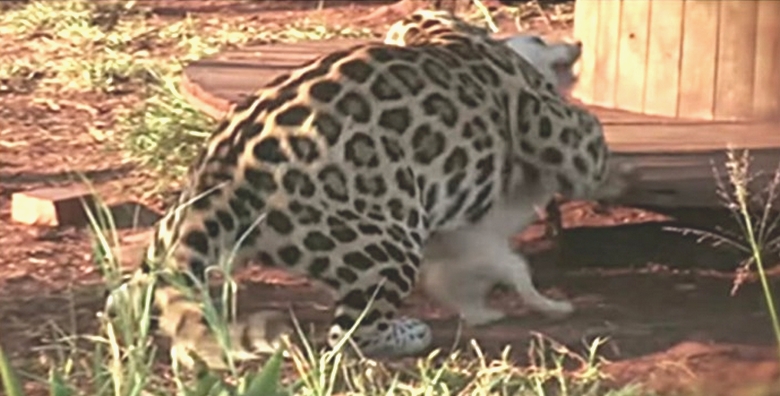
<box><xmin>603</xmin><ymin>342</ymin><xmax>780</xmax><ymax>396</ymax></box>
<box><xmin>1</xmin><ymin>1</ymin><xmax>778</xmax><ymax>395</ymax></box>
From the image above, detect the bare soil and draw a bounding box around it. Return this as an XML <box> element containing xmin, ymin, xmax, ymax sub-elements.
<box><xmin>0</xmin><ymin>1</ymin><xmax>778</xmax><ymax>395</ymax></box>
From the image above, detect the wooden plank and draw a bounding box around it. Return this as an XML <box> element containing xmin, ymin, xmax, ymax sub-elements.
<box><xmin>181</xmin><ymin>39</ymin><xmax>370</xmax><ymax>119</ymax></box>
<box><xmin>180</xmin><ymin>62</ymin><xmax>285</xmax><ymax>119</ymax></box>
<box><xmin>713</xmin><ymin>1</ymin><xmax>758</xmax><ymax>120</ymax></box>
<box><xmin>177</xmin><ymin>38</ymin><xmax>780</xmax><ymax>210</ymax></box>
<box><xmin>603</xmin><ymin>122</ymin><xmax>780</xmax><ymax>153</ymax></box>
<box><xmin>209</xmin><ymin>38</ymin><xmax>368</xmax><ymax>62</ymax></box>
<box><xmin>677</xmin><ymin>0</ymin><xmax>719</xmax><ymax>120</ymax></box>
<box><xmin>614</xmin><ymin>0</ymin><xmax>650</xmax><ymax>113</ymax></box>
<box><xmin>579</xmin><ymin>102</ymin><xmax>703</xmax><ymax>125</ymax></box>
<box><xmin>643</xmin><ymin>0</ymin><xmax>683</xmax><ymax>118</ymax></box>
<box><xmin>180</xmin><ymin>40</ymin><xmax>780</xmax><ymax>152</ymax></box>
<box><xmin>574</xmin><ymin>0</ymin><xmax>777</xmax><ymax>122</ymax></box>
<box><xmin>187</xmin><ymin>39</ymin><xmax>705</xmax><ymax>124</ymax></box>
<box><xmin>614</xmin><ymin>148</ymin><xmax>780</xmax><ymax>208</ymax></box>
<box><xmin>752</xmin><ymin>0</ymin><xmax>780</xmax><ymax>120</ymax></box>
<box><xmin>571</xmin><ymin>0</ymin><xmax>600</xmax><ymax>103</ymax></box>
<box><xmin>591</xmin><ymin>0</ymin><xmax>622</xmax><ymax>107</ymax></box>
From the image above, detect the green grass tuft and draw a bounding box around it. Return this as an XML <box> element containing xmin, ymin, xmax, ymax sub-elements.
<box><xmin>668</xmin><ymin>148</ymin><xmax>780</xmax><ymax>362</ymax></box>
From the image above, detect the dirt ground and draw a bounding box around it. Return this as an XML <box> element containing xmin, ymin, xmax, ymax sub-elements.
<box><xmin>1</xmin><ymin>1</ymin><xmax>779</xmax><ymax>395</ymax></box>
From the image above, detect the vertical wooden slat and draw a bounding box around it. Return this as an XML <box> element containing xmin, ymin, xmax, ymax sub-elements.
<box><xmin>752</xmin><ymin>1</ymin><xmax>780</xmax><ymax>120</ymax></box>
<box><xmin>677</xmin><ymin>0</ymin><xmax>719</xmax><ymax>120</ymax></box>
<box><xmin>571</xmin><ymin>0</ymin><xmax>601</xmax><ymax>103</ymax></box>
<box><xmin>642</xmin><ymin>0</ymin><xmax>683</xmax><ymax>117</ymax></box>
<box><xmin>573</xmin><ymin>0</ymin><xmax>775</xmax><ymax>121</ymax></box>
<box><xmin>713</xmin><ymin>0</ymin><xmax>758</xmax><ymax>120</ymax></box>
<box><xmin>614</xmin><ymin>0</ymin><xmax>650</xmax><ymax>113</ymax></box>
<box><xmin>591</xmin><ymin>0</ymin><xmax>622</xmax><ymax>107</ymax></box>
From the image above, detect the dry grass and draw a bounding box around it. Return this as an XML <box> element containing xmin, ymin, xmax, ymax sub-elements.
<box><xmin>2</xmin><ymin>1</ymin><xmax>775</xmax><ymax>395</ymax></box>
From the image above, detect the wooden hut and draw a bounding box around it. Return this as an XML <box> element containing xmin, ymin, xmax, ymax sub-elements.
<box><xmin>572</xmin><ymin>0</ymin><xmax>780</xmax><ymax>121</ymax></box>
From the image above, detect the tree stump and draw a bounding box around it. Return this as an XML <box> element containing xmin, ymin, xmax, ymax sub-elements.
<box><xmin>572</xmin><ymin>0</ymin><xmax>780</xmax><ymax>121</ymax></box>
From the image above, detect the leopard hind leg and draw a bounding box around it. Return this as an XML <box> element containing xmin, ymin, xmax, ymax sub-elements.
<box><xmin>324</xmin><ymin>227</ymin><xmax>432</xmax><ymax>358</ymax></box>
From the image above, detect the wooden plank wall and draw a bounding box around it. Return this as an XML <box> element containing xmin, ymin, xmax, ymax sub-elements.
<box><xmin>572</xmin><ymin>0</ymin><xmax>780</xmax><ymax>121</ymax></box>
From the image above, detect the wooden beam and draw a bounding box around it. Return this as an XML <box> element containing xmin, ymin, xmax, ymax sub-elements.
<box><xmin>178</xmin><ymin>39</ymin><xmax>780</xmax><ymax>209</ymax></box>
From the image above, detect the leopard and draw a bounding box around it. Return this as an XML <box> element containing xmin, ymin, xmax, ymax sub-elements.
<box><xmin>383</xmin><ymin>10</ymin><xmax>632</xmax><ymax>327</ymax></box>
<box><xmin>106</xmin><ymin>10</ymin><xmax>634</xmax><ymax>370</ymax></box>
<box><xmin>384</xmin><ymin>9</ymin><xmax>589</xmax><ymax>240</ymax></box>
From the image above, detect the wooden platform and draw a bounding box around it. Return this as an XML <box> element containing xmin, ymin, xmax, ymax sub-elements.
<box><xmin>180</xmin><ymin>39</ymin><xmax>780</xmax><ymax>208</ymax></box>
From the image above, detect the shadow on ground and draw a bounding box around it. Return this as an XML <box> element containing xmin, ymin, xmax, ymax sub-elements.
<box><xmin>0</xmin><ymin>207</ymin><xmax>777</xmax><ymax>395</ymax></box>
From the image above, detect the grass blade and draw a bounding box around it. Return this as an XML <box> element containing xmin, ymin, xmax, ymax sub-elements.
<box><xmin>244</xmin><ymin>348</ymin><xmax>286</xmax><ymax>396</ymax></box>
<box><xmin>0</xmin><ymin>343</ymin><xmax>26</xmax><ymax>396</ymax></box>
